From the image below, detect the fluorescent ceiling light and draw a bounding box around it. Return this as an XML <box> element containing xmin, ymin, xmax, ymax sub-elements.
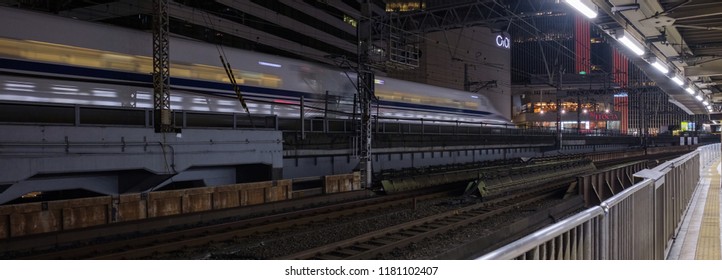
<box><xmin>564</xmin><ymin>0</ymin><xmax>597</xmax><ymax>18</ymax></box>
<box><xmin>696</xmin><ymin>95</ymin><xmax>704</xmax><ymax>101</ymax></box>
<box><xmin>651</xmin><ymin>61</ymin><xmax>669</xmax><ymax>74</ymax></box>
<box><xmin>703</xmin><ymin>101</ymin><xmax>709</xmax><ymax>106</ymax></box>
<box><xmin>671</xmin><ymin>76</ymin><xmax>684</xmax><ymax>86</ymax></box>
<box><xmin>258</xmin><ymin>61</ymin><xmax>281</xmax><ymax>68</ymax></box>
<box><xmin>616</xmin><ymin>31</ymin><xmax>645</xmax><ymax>56</ymax></box>
<box><xmin>686</xmin><ymin>87</ymin><xmax>695</xmax><ymax>95</ymax></box>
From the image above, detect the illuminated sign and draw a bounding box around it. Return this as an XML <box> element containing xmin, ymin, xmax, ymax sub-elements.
<box><xmin>495</xmin><ymin>35</ymin><xmax>510</xmax><ymax>49</ymax></box>
<box><xmin>589</xmin><ymin>112</ymin><xmax>619</xmax><ymax>121</ymax></box>
<box><xmin>681</xmin><ymin>121</ymin><xmax>695</xmax><ymax>131</ymax></box>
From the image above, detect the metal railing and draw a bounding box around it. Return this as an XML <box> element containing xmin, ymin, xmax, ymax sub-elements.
<box><xmin>478</xmin><ymin>143</ymin><xmax>720</xmax><ymax>260</ymax></box>
<box><xmin>2</xmin><ymin>101</ymin><xmax>717</xmax><ymax>141</ymax></box>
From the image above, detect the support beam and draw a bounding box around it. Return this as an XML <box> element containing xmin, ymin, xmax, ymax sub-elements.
<box><xmin>153</xmin><ymin>0</ymin><xmax>172</xmax><ymax>133</ymax></box>
<box><xmin>685</xmin><ymin>60</ymin><xmax>722</xmax><ymax>77</ymax></box>
<box><xmin>358</xmin><ymin>1</ymin><xmax>374</xmax><ymax>189</ymax></box>
<box><xmin>666</xmin><ymin>4</ymin><xmax>722</xmax><ymax>21</ymax></box>
<box><xmin>674</xmin><ymin>24</ymin><xmax>722</xmax><ymax>31</ymax></box>
<box><xmin>59</xmin><ymin>0</ymin><xmax>150</xmax><ymax>21</ymax></box>
<box><xmin>379</xmin><ymin>1</ymin><xmax>513</xmax><ymax>34</ymax></box>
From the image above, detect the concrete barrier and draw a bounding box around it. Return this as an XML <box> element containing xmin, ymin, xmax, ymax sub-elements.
<box><xmin>0</xmin><ymin>178</ymin><xmax>299</xmax><ymax>239</ymax></box>
<box><xmin>9</xmin><ymin>204</ymin><xmax>60</xmax><ymax>237</ymax></box>
<box><xmin>116</xmin><ymin>194</ymin><xmax>146</xmax><ymax>222</ymax></box>
<box><xmin>324</xmin><ymin>172</ymin><xmax>361</xmax><ymax>194</ymax></box>
<box><xmin>59</xmin><ymin>197</ymin><xmax>111</xmax><ymax>230</ymax></box>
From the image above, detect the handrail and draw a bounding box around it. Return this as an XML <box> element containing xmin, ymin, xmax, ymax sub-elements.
<box><xmin>477</xmin><ymin>143</ymin><xmax>720</xmax><ymax>260</ymax></box>
<box><xmin>2</xmin><ymin>101</ymin><xmax>705</xmax><ymax>138</ymax></box>
<box><xmin>604</xmin><ymin>178</ymin><xmax>654</xmax><ymax>208</ymax></box>
<box><xmin>477</xmin><ymin>206</ymin><xmax>605</xmax><ymax>260</ymax></box>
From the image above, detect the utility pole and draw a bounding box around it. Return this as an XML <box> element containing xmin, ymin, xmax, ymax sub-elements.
<box><xmin>576</xmin><ymin>90</ymin><xmax>581</xmax><ymax>134</ymax></box>
<box><xmin>556</xmin><ymin>67</ymin><xmax>563</xmax><ymax>150</ymax></box>
<box><xmin>357</xmin><ymin>1</ymin><xmax>374</xmax><ymax>189</ymax></box>
<box><xmin>153</xmin><ymin>0</ymin><xmax>172</xmax><ymax>133</ymax></box>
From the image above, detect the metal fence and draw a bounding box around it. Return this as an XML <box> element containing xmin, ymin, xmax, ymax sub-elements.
<box><xmin>5</xmin><ymin>101</ymin><xmax>701</xmax><ymax>139</ymax></box>
<box><xmin>477</xmin><ymin>143</ymin><xmax>721</xmax><ymax>260</ymax></box>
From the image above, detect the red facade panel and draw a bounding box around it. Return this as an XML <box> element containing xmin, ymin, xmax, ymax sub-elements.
<box><xmin>575</xmin><ymin>15</ymin><xmax>590</xmax><ymax>74</ymax></box>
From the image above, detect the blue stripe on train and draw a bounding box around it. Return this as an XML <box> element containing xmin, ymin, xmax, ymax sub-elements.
<box><xmin>0</xmin><ymin>58</ymin><xmax>492</xmax><ymax>116</ymax></box>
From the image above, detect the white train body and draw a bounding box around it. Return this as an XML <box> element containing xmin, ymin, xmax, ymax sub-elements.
<box><xmin>0</xmin><ymin>7</ymin><xmax>510</xmax><ymax>125</ymax></box>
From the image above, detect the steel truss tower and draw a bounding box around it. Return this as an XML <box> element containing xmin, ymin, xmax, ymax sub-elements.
<box><xmin>153</xmin><ymin>0</ymin><xmax>172</xmax><ymax>133</ymax></box>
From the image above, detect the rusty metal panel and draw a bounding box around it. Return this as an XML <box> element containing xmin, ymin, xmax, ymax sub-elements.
<box><xmin>182</xmin><ymin>193</ymin><xmax>212</xmax><ymax>213</ymax></box>
<box><xmin>324</xmin><ymin>175</ymin><xmax>339</xmax><ymax>194</ymax></box>
<box><xmin>117</xmin><ymin>199</ymin><xmax>146</xmax><ymax>222</ymax></box>
<box><xmin>265</xmin><ymin>186</ymin><xmax>284</xmax><ymax>202</ymax></box>
<box><xmin>212</xmin><ymin>185</ymin><xmax>241</xmax><ymax>209</ymax></box>
<box><xmin>340</xmin><ymin>177</ymin><xmax>353</xmax><ymax>192</ymax></box>
<box><xmin>147</xmin><ymin>192</ymin><xmax>182</xmax><ymax>218</ymax></box>
<box><xmin>239</xmin><ymin>182</ymin><xmax>268</xmax><ymax>206</ymax></box>
<box><xmin>119</xmin><ymin>193</ymin><xmax>142</xmax><ymax>203</ymax></box>
<box><xmin>275</xmin><ymin>179</ymin><xmax>293</xmax><ymax>200</ymax></box>
<box><xmin>62</xmin><ymin>204</ymin><xmax>108</xmax><ymax>230</ymax></box>
<box><xmin>179</xmin><ymin>188</ymin><xmax>214</xmax><ymax>213</ymax></box>
<box><xmin>10</xmin><ymin>210</ymin><xmax>61</xmax><ymax>237</ymax></box>
<box><xmin>325</xmin><ymin>174</ymin><xmax>357</xmax><ymax>194</ymax></box>
<box><xmin>242</xmin><ymin>188</ymin><xmax>265</xmax><ymax>205</ymax></box>
<box><xmin>0</xmin><ymin>203</ymin><xmax>42</xmax><ymax>215</ymax></box>
<box><xmin>352</xmin><ymin>172</ymin><xmax>361</xmax><ymax>190</ymax></box>
<box><xmin>58</xmin><ymin>197</ymin><xmax>112</xmax><ymax>208</ymax></box>
<box><xmin>0</xmin><ymin>215</ymin><xmax>8</xmax><ymax>239</ymax></box>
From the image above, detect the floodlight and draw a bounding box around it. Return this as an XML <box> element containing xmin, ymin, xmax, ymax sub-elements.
<box><xmin>564</xmin><ymin>0</ymin><xmax>597</xmax><ymax>18</ymax></box>
<box><xmin>615</xmin><ymin>30</ymin><xmax>645</xmax><ymax>56</ymax></box>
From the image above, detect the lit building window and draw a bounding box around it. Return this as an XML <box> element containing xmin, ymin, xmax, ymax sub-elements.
<box><xmin>386</xmin><ymin>1</ymin><xmax>426</xmax><ymax>12</ymax></box>
<box><xmin>343</xmin><ymin>15</ymin><xmax>357</xmax><ymax>28</ymax></box>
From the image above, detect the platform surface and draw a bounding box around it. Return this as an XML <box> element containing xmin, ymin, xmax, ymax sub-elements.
<box><xmin>668</xmin><ymin>161</ymin><xmax>721</xmax><ymax>260</ymax></box>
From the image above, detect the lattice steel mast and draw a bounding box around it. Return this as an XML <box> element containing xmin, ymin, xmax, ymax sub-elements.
<box><xmin>153</xmin><ymin>0</ymin><xmax>172</xmax><ymax>133</ymax></box>
<box><xmin>357</xmin><ymin>0</ymin><xmax>374</xmax><ymax>189</ymax></box>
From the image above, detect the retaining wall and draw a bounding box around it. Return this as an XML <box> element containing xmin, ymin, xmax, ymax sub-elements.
<box><xmin>0</xmin><ymin>178</ymin><xmax>336</xmax><ymax>239</ymax></box>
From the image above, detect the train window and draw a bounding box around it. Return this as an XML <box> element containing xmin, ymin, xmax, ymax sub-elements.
<box><xmin>70</xmin><ymin>55</ymin><xmax>101</xmax><ymax>68</ymax></box>
<box><xmin>404</xmin><ymin>97</ymin><xmax>421</xmax><ymax>103</ymax></box>
<box><xmin>136</xmin><ymin>63</ymin><xmax>152</xmax><ymax>75</ymax></box>
<box><xmin>372</xmin><ymin>89</ymin><xmax>481</xmax><ymax>110</ymax></box>
<box><xmin>261</xmin><ymin>76</ymin><xmax>281</xmax><ymax>88</ymax></box>
<box><xmin>0</xmin><ymin>38</ymin><xmax>284</xmax><ymax>89</ymax></box>
<box><xmin>170</xmin><ymin>68</ymin><xmax>192</xmax><ymax>78</ymax></box>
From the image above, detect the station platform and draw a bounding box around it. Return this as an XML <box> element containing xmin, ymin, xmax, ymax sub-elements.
<box><xmin>668</xmin><ymin>160</ymin><xmax>722</xmax><ymax>260</ymax></box>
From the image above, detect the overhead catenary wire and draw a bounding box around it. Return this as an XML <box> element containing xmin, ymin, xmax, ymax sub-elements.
<box><xmin>199</xmin><ymin>8</ymin><xmax>255</xmax><ymax>128</ymax></box>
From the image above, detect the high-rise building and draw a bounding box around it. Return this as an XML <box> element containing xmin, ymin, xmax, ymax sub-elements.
<box><xmin>0</xmin><ymin>0</ymin><xmax>386</xmax><ymax>65</ymax></box>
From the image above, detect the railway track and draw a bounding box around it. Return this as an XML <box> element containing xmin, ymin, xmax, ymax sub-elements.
<box><xmin>279</xmin><ymin>180</ymin><xmax>573</xmax><ymax>260</ymax></box>
<box><xmin>13</xmin><ymin>153</ymin><xmax>676</xmax><ymax>260</ymax></box>
<box><xmin>20</xmin><ymin>188</ymin><xmax>452</xmax><ymax>260</ymax></box>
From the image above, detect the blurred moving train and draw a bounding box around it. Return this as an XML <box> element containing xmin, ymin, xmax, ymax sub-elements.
<box><xmin>0</xmin><ymin>7</ymin><xmax>510</xmax><ymax>125</ymax></box>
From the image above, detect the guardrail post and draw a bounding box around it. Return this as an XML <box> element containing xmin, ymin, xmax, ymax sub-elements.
<box><xmin>633</xmin><ymin>169</ymin><xmax>666</xmax><ymax>259</ymax></box>
<box><xmin>300</xmin><ymin>96</ymin><xmax>305</xmax><ymax>140</ymax></box>
<box><xmin>599</xmin><ymin>202</ymin><xmax>609</xmax><ymax>259</ymax></box>
<box><xmin>74</xmin><ymin>105</ymin><xmax>81</xmax><ymax>126</ymax></box>
<box><xmin>145</xmin><ymin>109</ymin><xmax>151</xmax><ymax>128</ymax></box>
<box><xmin>182</xmin><ymin>111</ymin><xmax>187</xmax><ymax>128</ymax></box>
